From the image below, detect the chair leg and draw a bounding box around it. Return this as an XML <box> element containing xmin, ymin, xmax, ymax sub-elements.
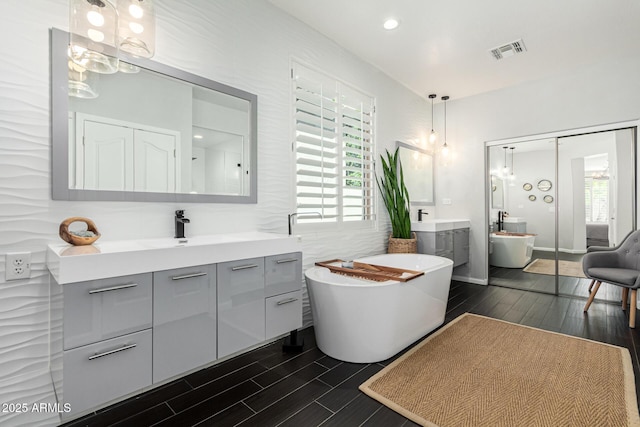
<box><xmin>630</xmin><ymin>289</ymin><xmax>637</xmax><ymax>329</ymax></box>
<box><xmin>622</xmin><ymin>288</ymin><xmax>629</xmax><ymax>311</ymax></box>
<box><xmin>583</xmin><ymin>281</ymin><xmax>601</xmax><ymax>313</ymax></box>
<box><xmin>588</xmin><ymin>279</ymin><xmax>596</xmax><ymax>293</ymax></box>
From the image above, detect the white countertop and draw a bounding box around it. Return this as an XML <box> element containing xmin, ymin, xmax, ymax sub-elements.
<box><xmin>411</xmin><ymin>219</ymin><xmax>471</xmax><ymax>232</ymax></box>
<box><xmin>47</xmin><ymin>231</ymin><xmax>302</xmax><ymax>284</ymax></box>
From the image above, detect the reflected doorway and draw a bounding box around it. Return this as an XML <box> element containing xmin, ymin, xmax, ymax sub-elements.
<box><xmin>486</xmin><ymin>125</ymin><xmax>636</xmax><ymax>302</ymax></box>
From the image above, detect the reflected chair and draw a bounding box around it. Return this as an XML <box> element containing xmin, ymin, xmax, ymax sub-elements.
<box><xmin>583</xmin><ymin>230</ymin><xmax>640</xmax><ymax>328</ymax></box>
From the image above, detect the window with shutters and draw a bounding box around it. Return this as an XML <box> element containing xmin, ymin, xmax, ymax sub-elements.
<box><xmin>585</xmin><ymin>176</ymin><xmax>609</xmax><ymax>223</ymax></box>
<box><xmin>292</xmin><ymin>62</ymin><xmax>375</xmax><ymax>229</ymax></box>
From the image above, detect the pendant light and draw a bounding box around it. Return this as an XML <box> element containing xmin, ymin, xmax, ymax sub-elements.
<box><xmin>428</xmin><ymin>94</ymin><xmax>437</xmax><ymax>144</ymax></box>
<box><xmin>441</xmin><ymin>96</ymin><xmax>450</xmax><ymax>156</ymax></box>
<box><xmin>69</xmin><ymin>0</ymin><xmax>119</xmax><ymax>74</ymax></box>
<box><xmin>509</xmin><ymin>147</ymin><xmax>516</xmax><ymax>182</ymax></box>
<box><xmin>117</xmin><ymin>0</ymin><xmax>156</xmax><ymax>58</ymax></box>
<box><xmin>502</xmin><ymin>146</ymin><xmax>509</xmax><ymax>176</ymax></box>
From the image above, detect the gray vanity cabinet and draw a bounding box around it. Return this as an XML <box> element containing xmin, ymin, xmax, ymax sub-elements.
<box><xmin>265</xmin><ymin>253</ymin><xmax>303</xmax><ymax>339</ymax></box>
<box><xmin>152</xmin><ymin>264</ymin><xmax>217</xmax><ymax>382</ymax></box>
<box><xmin>416</xmin><ymin>228</ymin><xmax>470</xmax><ymax>267</ymax></box>
<box><xmin>453</xmin><ymin>228</ymin><xmax>470</xmax><ymax>267</ymax></box>
<box><xmin>62</xmin><ymin>273</ymin><xmax>152</xmax><ymax>350</ymax></box>
<box><xmin>217</xmin><ymin>257</ymin><xmax>266</xmax><ymax>358</ymax></box>
<box><xmin>51</xmin><ymin>273</ymin><xmax>153</xmax><ymax>418</ymax></box>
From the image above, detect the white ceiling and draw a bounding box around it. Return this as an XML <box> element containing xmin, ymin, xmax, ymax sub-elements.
<box><xmin>270</xmin><ymin>0</ymin><xmax>640</xmax><ymax>101</ymax></box>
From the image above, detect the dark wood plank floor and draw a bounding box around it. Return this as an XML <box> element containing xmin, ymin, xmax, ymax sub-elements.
<box><xmin>62</xmin><ymin>281</ymin><xmax>640</xmax><ymax>427</ymax></box>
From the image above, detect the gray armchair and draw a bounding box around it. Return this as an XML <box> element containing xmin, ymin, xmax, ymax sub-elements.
<box><xmin>583</xmin><ymin>230</ymin><xmax>640</xmax><ymax>328</ymax></box>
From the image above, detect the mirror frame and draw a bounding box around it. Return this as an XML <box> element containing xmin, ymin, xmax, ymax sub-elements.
<box><xmin>51</xmin><ymin>28</ymin><xmax>258</xmax><ymax>203</ymax></box>
<box><xmin>395</xmin><ymin>141</ymin><xmax>435</xmax><ymax>206</ymax></box>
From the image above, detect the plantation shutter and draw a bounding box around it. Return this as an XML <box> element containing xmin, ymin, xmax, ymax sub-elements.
<box><xmin>293</xmin><ymin>63</ymin><xmax>375</xmax><ymax>226</ymax></box>
<box><xmin>340</xmin><ymin>86</ymin><xmax>375</xmax><ymax>222</ymax></box>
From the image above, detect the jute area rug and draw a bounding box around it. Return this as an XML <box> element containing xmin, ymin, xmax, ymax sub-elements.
<box><xmin>360</xmin><ymin>314</ymin><xmax>640</xmax><ymax>427</ymax></box>
<box><xmin>523</xmin><ymin>258</ymin><xmax>586</xmax><ymax>278</ymax></box>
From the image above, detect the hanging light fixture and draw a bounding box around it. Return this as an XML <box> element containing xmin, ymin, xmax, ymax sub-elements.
<box><xmin>117</xmin><ymin>0</ymin><xmax>156</xmax><ymax>58</ymax></box>
<box><xmin>441</xmin><ymin>96</ymin><xmax>450</xmax><ymax>156</ymax></box>
<box><xmin>428</xmin><ymin>94</ymin><xmax>437</xmax><ymax>144</ymax></box>
<box><xmin>509</xmin><ymin>147</ymin><xmax>516</xmax><ymax>182</ymax></box>
<box><xmin>69</xmin><ymin>0</ymin><xmax>119</xmax><ymax>74</ymax></box>
<box><xmin>502</xmin><ymin>146</ymin><xmax>509</xmax><ymax>176</ymax></box>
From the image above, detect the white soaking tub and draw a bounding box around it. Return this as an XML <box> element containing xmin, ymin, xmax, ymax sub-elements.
<box><xmin>305</xmin><ymin>253</ymin><xmax>453</xmax><ymax>363</ymax></box>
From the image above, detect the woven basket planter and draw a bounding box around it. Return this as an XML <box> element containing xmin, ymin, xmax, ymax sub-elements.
<box><xmin>387</xmin><ymin>232</ymin><xmax>417</xmax><ymax>254</ymax></box>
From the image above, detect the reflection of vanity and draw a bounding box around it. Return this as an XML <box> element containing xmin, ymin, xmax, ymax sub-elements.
<box><xmin>48</xmin><ymin>233</ymin><xmax>302</xmax><ymax>420</ymax></box>
<box><xmin>412</xmin><ymin>220</ymin><xmax>470</xmax><ymax>267</ymax></box>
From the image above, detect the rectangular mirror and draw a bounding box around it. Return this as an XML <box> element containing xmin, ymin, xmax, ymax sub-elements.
<box><xmin>490</xmin><ymin>175</ymin><xmax>504</xmax><ymax>209</ymax></box>
<box><xmin>396</xmin><ymin>141</ymin><xmax>434</xmax><ymax>205</ymax></box>
<box><xmin>51</xmin><ymin>28</ymin><xmax>257</xmax><ymax>203</ymax></box>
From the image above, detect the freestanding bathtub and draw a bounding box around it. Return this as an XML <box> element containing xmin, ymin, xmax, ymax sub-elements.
<box><xmin>305</xmin><ymin>253</ymin><xmax>453</xmax><ymax>363</ymax></box>
<box><xmin>489</xmin><ymin>232</ymin><xmax>536</xmax><ymax>268</ymax></box>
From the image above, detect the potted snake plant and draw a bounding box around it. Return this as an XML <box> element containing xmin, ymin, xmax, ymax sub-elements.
<box><xmin>376</xmin><ymin>148</ymin><xmax>417</xmax><ymax>253</ymax></box>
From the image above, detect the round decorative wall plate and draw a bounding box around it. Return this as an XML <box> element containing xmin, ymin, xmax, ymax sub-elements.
<box><xmin>528</xmin><ymin>195</ymin><xmax>537</xmax><ymax>201</ymax></box>
<box><xmin>523</xmin><ymin>183</ymin><xmax>533</xmax><ymax>191</ymax></box>
<box><xmin>543</xmin><ymin>195</ymin><xmax>554</xmax><ymax>203</ymax></box>
<box><xmin>538</xmin><ymin>179</ymin><xmax>552</xmax><ymax>191</ymax></box>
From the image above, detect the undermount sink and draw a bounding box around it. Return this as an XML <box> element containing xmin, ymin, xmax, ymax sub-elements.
<box><xmin>411</xmin><ymin>219</ymin><xmax>471</xmax><ymax>232</ymax></box>
<box><xmin>47</xmin><ymin>231</ymin><xmax>301</xmax><ymax>284</ymax></box>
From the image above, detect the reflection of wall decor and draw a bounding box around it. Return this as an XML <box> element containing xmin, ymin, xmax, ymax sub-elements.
<box><xmin>543</xmin><ymin>195</ymin><xmax>554</xmax><ymax>203</ymax></box>
<box><xmin>492</xmin><ymin>185</ymin><xmax>497</xmax><ymax>191</ymax></box>
<box><xmin>528</xmin><ymin>195</ymin><xmax>537</xmax><ymax>201</ymax></box>
<box><xmin>537</xmin><ymin>179</ymin><xmax>552</xmax><ymax>191</ymax></box>
<box><xmin>523</xmin><ymin>183</ymin><xmax>532</xmax><ymax>191</ymax></box>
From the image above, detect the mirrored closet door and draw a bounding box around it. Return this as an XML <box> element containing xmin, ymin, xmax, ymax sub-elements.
<box><xmin>486</xmin><ymin>125</ymin><xmax>637</xmax><ymax>302</ymax></box>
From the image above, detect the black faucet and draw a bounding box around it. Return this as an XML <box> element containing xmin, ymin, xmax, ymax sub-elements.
<box><xmin>418</xmin><ymin>209</ymin><xmax>426</xmax><ymax>222</ymax></box>
<box><xmin>175</xmin><ymin>210</ymin><xmax>190</xmax><ymax>238</ymax></box>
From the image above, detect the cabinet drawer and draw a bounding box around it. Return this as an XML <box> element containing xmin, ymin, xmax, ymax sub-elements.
<box><xmin>63</xmin><ymin>273</ymin><xmax>152</xmax><ymax>350</ymax></box>
<box><xmin>218</xmin><ymin>257</ymin><xmax>265</xmax><ymax>358</ymax></box>
<box><xmin>265</xmin><ymin>290</ymin><xmax>302</xmax><ymax>340</ymax></box>
<box><xmin>265</xmin><ymin>252</ymin><xmax>302</xmax><ymax>297</ymax></box>
<box><xmin>153</xmin><ymin>265</ymin><xmax>217</xmax><ymax>383</ymax></box>
<box><xmin>63</xmin><ymin>329</ymin><xmax>152</xmax><ymax>416</ymax></box>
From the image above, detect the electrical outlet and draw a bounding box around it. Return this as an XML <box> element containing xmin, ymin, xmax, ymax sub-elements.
<box><xmin>5</xmin><ymin>252</ymin><xmax>31</xmax><ymax>281</ymax></box>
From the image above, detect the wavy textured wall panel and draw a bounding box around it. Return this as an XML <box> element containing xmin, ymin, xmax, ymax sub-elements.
<box><xmin>0</xmin><ymin>0</ymin><xmax>428</xmax><ymax>420</ymax></box>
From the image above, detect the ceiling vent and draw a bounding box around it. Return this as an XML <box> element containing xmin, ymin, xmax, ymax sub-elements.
<box><xmin>490</xmin><ymin>39</ymin><xmax>526</xmax><ymax>60</ymax></box>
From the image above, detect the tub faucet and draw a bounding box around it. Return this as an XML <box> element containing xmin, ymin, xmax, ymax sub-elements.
<box><xmin>175</xmin><ymin>210</ymin><xmax>190</xmax><ymax>238</ymax></box>
<box><xmin>288</xmin><ymin>212</ymin><xmax>323</xmax><ymax>235</ymax></box>
<box><xmin>497</xmin><ymin>211</ymin><xmax>504</xmax><ymax>232</ymax></box>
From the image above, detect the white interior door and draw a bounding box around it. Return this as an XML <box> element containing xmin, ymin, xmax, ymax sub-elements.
<box><xmin>134</xmin><ymin>129</ymin><xmax>177</xmax><ymax>192</ymax></box>
<box><xmin>83</xmin><ymin>121</ymin><xmax>134</xmax><ymax>191</ymax></box>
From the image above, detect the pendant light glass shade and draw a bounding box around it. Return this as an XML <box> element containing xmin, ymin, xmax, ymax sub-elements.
<box><xmin>441</xmin><ymin>96</ymin><xmax>449</xmax><ymax>156</ymax></box>
<box><xmin>69</xmin><ymin>0</ymin><xmax>119</xmax><ymax>74</ymax></box>
<box><xmin>509</xmin><ymin>147</ymin><xmax>516</xmax><ymax>181</ymax></box>
<box><xmin>428</xmin><ymin>94</ymin><xmax>437</xmax><ymax>144</ymax></box>
<box><xmin>117</xmin><ymin>0</ymin><xmax>156</xmax><ymax>58</ymax></box>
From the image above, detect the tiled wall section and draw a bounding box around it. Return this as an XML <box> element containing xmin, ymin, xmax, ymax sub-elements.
<box><xmin>0</xmin><ymin>0</ymin><xmax>429</xmax><ymax>391</ymax></box>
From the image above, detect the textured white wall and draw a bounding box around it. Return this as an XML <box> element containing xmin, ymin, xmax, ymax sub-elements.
<box><xmin>0</xmin><ymin>0</ymin><xmax>429</xmax><ymax>394</ymax></box>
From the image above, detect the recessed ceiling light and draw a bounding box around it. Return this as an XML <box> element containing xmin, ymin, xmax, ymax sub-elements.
<box><xmin>193</xmin><ymin>134</ymin><xmax>203</xmax><ymax>139</ymax></box>
<box><xmin>383</xmin><ymin>18</ymin><xmax>399</xmax><ymax>30</ymax></box>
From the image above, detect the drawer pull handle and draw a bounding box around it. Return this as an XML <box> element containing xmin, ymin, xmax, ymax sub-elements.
<box><xmin>276</xmin><ymin>258</ymin><xmax>299</xmax><ymax>264</ymax></box>
<box><xmin>231</xmin><ymin>264</ymin><xmax>258</xmax><ymax>271</ymax></box>
<box><xmin>171</xmin><ymin>272</ymin><xmax>207</xmax><ymax>281</ymax></box>
<box><xmin>88</xmin><ymin>283</ymin><xmax>138</xmax><ymax>294</ymax></box>
<box><xmin>277</xmin><ymin>297</ymin><xmax>298</xmax><ymax>306</ymax></box>
<box><xmin>88</xmin><ymin>343</ymin><xmax>137</xmax><ymax>360</ymax></box>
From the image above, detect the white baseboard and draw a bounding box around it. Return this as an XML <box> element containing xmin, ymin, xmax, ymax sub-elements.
<box><xmin>452</xmin><ymin>275</ymin><xmax>487</xmax><ymax>285</ymax></box>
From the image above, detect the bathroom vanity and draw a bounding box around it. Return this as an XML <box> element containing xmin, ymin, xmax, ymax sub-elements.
<box><xmin>411</xmin><ymin>220</ymin><xmax>471</xmax><ymax>267</ymax></box>
<box><xmin>47</xmin><ymin>232</ymin><xmax>302</xmax><ymax>419</ymax></box>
